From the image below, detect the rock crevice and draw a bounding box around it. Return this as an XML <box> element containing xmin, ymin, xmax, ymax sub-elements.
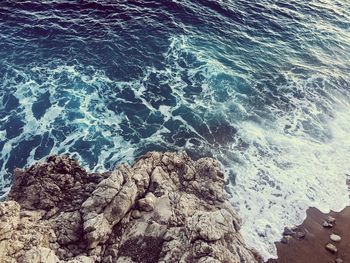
<box><xmin>0</xmin><ymin>152</ymin><xmax>262</xmax><ymax>263</ymax></box>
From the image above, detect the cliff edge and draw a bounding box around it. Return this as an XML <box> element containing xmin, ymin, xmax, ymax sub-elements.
<box><xmin>0</xmin><ymin>152</ymin><xmax>262</xmax><ymax>263</ymax></box>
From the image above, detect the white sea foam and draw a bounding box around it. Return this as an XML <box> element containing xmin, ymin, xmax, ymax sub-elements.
<box><xmin>228</xmin><ymin>104</ymin><xmax>350</xmax><ymax>259</ymax></box>
<box><xmin>163</xmin><ymin>36</ymin><xmax>350</xmax><ymax>259</ymax></box>
<box><xmin>222</xmin><ymin>87</ymin><xmax>350</xmax><ymax>259</ymax></box>
<box><xmin>0</xmin><ymin>62</ymin><xmax>135</xmax><ymax>190</ymax></box>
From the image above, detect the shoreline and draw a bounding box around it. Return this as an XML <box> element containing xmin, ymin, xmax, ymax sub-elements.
<box><xmin>267</xmin><ymin>206</ymin><xmax>350</xmax><ymax>263</ymax></box>
<box><xmin>0</xmin><ymin>152</ymin><xmax>348</xmax><ymax>263</ymax></box>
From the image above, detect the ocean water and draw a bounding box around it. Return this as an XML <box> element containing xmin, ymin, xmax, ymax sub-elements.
<box><xmin>1</xmin><ymin>0</ymin><xmax>350</xmax><ymax>259</ymax></box>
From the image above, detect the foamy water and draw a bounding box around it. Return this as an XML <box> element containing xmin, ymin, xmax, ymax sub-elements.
<box><xmin>228</xmin><ymin>98</ymin><xmax>350</xmax><ymax>258</ymax></box>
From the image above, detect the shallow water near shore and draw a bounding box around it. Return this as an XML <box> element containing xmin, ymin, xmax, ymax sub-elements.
<box><xmin>268</xmin><ymin>206</ymin><xmax>350</xmax><ymax>262</ymax></box>
<box><xmin>1</xmin><ymin>0</ymin><xmax>350</xmax><ymax>259</ymax></box>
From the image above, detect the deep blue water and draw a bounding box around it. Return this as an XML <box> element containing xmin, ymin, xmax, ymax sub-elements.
<box><xmin>1</xmin><ymin>0</ymin><xmax>350</xmax><ymax>258</ymax></box>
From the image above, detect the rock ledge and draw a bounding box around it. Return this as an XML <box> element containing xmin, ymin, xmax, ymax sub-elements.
<box><xmin>0</xmin><ymin>152</ymin><xmax>262</xmax><ymax>263</ymax></box>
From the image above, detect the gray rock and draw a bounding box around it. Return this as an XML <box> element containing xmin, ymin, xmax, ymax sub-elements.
<box><xmin>0</xmin><ymin>201</ymin><xmax>20</xmax><ymax>236</ymax></box>
<box><xmin>0</xmin><ymin>153</ymin><xmax>263</xmax><ymax>263</ymax></box>
<box><xmin>138</xmin><ymin>192</ymin><xmax>156</xmax><ymax>212</ymax></box>
<box><xmin>22</xmin><ymin>247</ymin><xmax>60</xmax><ymax>263</ymax></box>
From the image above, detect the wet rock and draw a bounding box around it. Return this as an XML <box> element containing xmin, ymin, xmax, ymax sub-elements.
<box><xmin>0</xmin><ymin>152</ymin><xmax>262</xmax><ymax>263</ymax></box>
<box><xmin>282</xmin><ymin>227</ymin><xmax>305</xmax><ymax>239</ymax></box>
<box><xmin>330</xmin><ymin>234</ymin><xmax>341</xmax><ymax>242</ymax></box>
<box><xmin>323</xmin><ymin>221</ymin><xmax>333</xmax><ymax>228</ymax></box>
<box><xmin>282</xmin><ymin>227</ymin><xmax>294</xmax><ymax>236</ymax></box>
<box><xmin>295</xmin><ymin>231</ymin><xmax>306</xmax><ymax>239</ymax></box>
<box><xmin>325</xmin><ymin>243</ymin><xmax>338</xmax><ymax>253</ymax></box>
<box><xmin>8</xmin><ymin>156</ymin><xmax>96</xmax><ymax>211</ymax></box>
<box><xmin>281</xmin><ymin>236</ymin><xmax>292</xmax><ymax>244</ymax></box>
<box><xmin>327</xmin><ymin>216</ymin><xmax>336</xmax><ymax>224</ymax></box>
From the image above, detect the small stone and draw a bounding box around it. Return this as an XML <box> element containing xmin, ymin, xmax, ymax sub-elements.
<box><xmin>325</xmin><ymin>243</ymin><xmax>337</xmax><ymax>253</ymax></box>
<box><xmin>335</xmin><ymin>258</ymin><xmax>343</xmax><ymax>263</ymax></box>
<box><xmin>281</xmin><ymin>236</ymin><xmax>292</xmax><ymax>244</ymax></box>
<box><xmin>282</xmin><ymin>227</ymin><xmax>294</xmax><ymax>236</ymax></box>
<box><xmin>330</xmin><ymin>234</ymin><xmax>341</xmax><ymax>242</ymax></box>
<box><xmin>327</xmin><ymin>216</ymin><xmax>336</xmax><ymax>224</ymax></box>
<box><xmin>323</xmin><ymin>221</ymin><xmax>333</xmax><ymax>228</ymax></box>
<box><xmin>295</xmin><ymin>231</ymin><xmax>306</xmax><ymax>239</ymax></box>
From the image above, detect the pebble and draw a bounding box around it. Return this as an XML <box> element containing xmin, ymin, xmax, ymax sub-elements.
<box><xmin>281</xmin><ymin>236</ymin><xmax>292</xmax><ymax>244</ymax></box>
<box><xmin>325</xmin><ymin>243</ymin><xmax>338</xmax><ymax>253</ymax></box>
<box><xmin>323</xmin><ymin>221</ymin><xmax>333</xmax><ymax>228</ymax></box>
<box><xmin>335</xmin><ymin>258</ymin><xmax>343</xmax><ymax>263</ymax></box>
<box><xmin>327</xmin><ymin>216</ymin><xmax>336</xmax><ymax>224</ymax></box>
<box><xmin>295</xmin><ymin>231</ymin><xmax>306</xmax><ymax>239</ymax></box>
<box><xmin>330</xmin><ymin>234</ymin><xmax>341</xmax><ymax>242</ymax></box>
<box><xmin>282</xmin><ymin>227</ymin><xmax>294</xmax><ymax>236</ymax></box>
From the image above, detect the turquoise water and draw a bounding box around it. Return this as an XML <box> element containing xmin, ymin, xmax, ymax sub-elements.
<box><xmin>1</xmin><ymin>0</ymin><xmax>350</xmax><ymax>258</ymax></box>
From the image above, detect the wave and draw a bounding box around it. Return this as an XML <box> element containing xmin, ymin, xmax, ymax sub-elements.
<box><xmin>227</xmin><ymin>82</ymin><xmax>350</xmax><ymax>258</ymax></box>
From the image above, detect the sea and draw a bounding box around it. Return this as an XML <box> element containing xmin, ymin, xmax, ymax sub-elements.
<box><xmin>1</xmin><ymin>0</ymin><xmax>350</xmax><ymax>259</ymax></box>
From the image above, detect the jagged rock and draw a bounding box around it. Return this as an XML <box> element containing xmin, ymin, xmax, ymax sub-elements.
<box><xmin>0</xmin><ymin>152</ymin><xmax>262</xmax><ymax>263</ymax></box>
<box><xmin>281</xmin><ymin>226</ymin><xmax>305</xmax><ymax>239</ymax></box>
<box><xmin>0</xmin><ymin>201</ymin><xmax>20</xmax><ymax>237</ymax></box>
<box><xmin>138</xmin><ymin>192</ymin><xmax>156</xmax><ymax>212</ymax></box>
<box><xmin>8</xmin><ymin>156</ymin><xmax>103</xmax><ymax>212</ymax></box>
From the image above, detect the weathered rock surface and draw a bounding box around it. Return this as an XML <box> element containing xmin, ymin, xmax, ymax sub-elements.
<box><xmin>0</xmin><ymin>152</ymin><xmax>262</xmax><ymax>263</ymax></box>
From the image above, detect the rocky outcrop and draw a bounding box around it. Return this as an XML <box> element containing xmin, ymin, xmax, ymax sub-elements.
<box><xmin>0</xmin><ymin>152</ymin><xmax>262</xmax><ymax>263</ymax></box>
